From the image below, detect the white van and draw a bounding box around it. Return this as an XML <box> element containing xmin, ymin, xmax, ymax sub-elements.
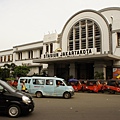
<box><xmin>17</xmin><ymin>76</ymin><xmax>74</xmax><ymax>99</ymax></box>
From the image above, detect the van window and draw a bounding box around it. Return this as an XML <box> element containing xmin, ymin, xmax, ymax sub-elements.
<box><xmin>56</xmin><ymin>80</ymin><xmax>65</xmax><ymax>86</ymax></box>
<box><xmin>28</xmin><ymin>79</ymin><xmax>31</xmax><ymax>83</ymax></box>
<box><xmin>20</xmin><ymin>79</ymin><xmax>28</xmax><ymax>83</ymax></box>
<box><xmin>33</xmin><ymin>79</ymin><xmax>44</xmax><ymax>85</ymax></box>
<box><xmin>39</xmin><ymin>79</ymin><xmax>44</xmax><ymax>85</ymax></box>
<box><xmin>46</xmin><ymin>79</ymin><xmax>53</xmax><ymax>85</ymax></box>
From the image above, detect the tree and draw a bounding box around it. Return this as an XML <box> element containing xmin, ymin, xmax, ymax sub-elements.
<box><xmin>10</xmin><ymin>63</ymin><xmax>16</xmax><ymax>71</ymax></box>
<box><xmin>4</xmin><ymin>63</ymin><xmax>10</xmax><ymax>69</ymax></box>
<box><xmin>13</xmin><ymin>65</ymin><xmax>30</xmax><ymax>77</ymax></box>
<box><xmin>3</xmin><ymin>63</ymin><xmax>16</xmax><ymax>78</ymax></box>
<box><xmin>0</xmin><ymin>63</ymin><xmax>29</xmax><ymax>81</ymax></box>
<box><xmin>10</xmin><ymin>63</ymin><xmax>16</xmax><ymax>77</ymax></box>
<box><xmin>0</xmin><ymin>67</ymin><xmax>10</xmax><ymax>81</ymax></box>
<box><xmin>0</xmin><ymin>68</ymin><xmax>3</xmax><ymax>79</ymax></box>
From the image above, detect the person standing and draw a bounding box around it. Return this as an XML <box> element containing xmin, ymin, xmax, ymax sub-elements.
<box><xmin>21</xmin><ymin>80</ymin><xmax>26</xmax><ymax>92</ymax></box>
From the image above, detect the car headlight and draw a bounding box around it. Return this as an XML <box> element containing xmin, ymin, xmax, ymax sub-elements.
<box><xmin>69</xmin><ymin>88</ymin><xmax>74</xmax><ymax>92</ymax></box>
<box><xmin>22</xmin><ymin>96</ymin><xmax>31</xmax><ymax>104</ymax></box>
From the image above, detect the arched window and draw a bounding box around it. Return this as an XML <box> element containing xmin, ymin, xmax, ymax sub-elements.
<box><xmin>68</xmin><ymin>19</ymin><xmax>101</xmax><ymax>52</ymax></box>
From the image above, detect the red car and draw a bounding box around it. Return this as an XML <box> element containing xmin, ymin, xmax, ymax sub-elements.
<box><xmin>79</xmin><ymin>80</ymin><xmax>87</xmax><ymax>92</ymax></box>
<box><xmin>8</xmin><ymin>80</ymin><xmax>18</xmax><ymax>88</ymax></box>
<box><xmin>106</xmin><ymin>79</ymin><xmax>120</xmax><ymax>94</ymax></box>
<box><xmin>85</xmin><ymin>80</ymin><xmax>103</xmax><ymax>93</ymax></box>
<box><xmin>68</xmin><ymin>79</ymin><xmax>82</xmax><ymax>92</ymax></box>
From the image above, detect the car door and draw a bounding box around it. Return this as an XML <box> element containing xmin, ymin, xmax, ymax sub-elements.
<box><xmin>0</xmin><ymin>85</ymin><xmax>7</xmax><ymax>111</ymax></box>
<box><xmin>26</xmin><ymin>78</ymin><xmax>32</xmax><ymax>93</ymax></box>
<box><xmin>43</xmin><ymin>79</ymin><xmax>54</xmax><ymax>96</ymax></box>
<box><xmin>54</xmin><ymin>80</ymin><xmax>66</xmax><ymax>96</ymax></box>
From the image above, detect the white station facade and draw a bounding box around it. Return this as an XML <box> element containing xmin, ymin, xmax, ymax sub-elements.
<box><xmin>0</xmin><ymin>7</ymin><xmax>120</xmax><ymax>80</ymax></box>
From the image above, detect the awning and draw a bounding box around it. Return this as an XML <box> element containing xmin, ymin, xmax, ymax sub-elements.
<box><xmin>33</xmin><ymin>54</ymin><xmax>120</xmax><ymax>64</ymax></box>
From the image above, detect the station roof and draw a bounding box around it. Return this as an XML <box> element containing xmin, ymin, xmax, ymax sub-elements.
<box><xmin>33</xmin><ymin>54</ymin><xmax>120</xmax><ymax>64</ymax></box>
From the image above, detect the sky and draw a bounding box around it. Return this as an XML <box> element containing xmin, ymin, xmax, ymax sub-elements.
<box><xmin>0</xmin><ymin>0</ymin><xmax>120</xmax><ymax>51</ymax></box>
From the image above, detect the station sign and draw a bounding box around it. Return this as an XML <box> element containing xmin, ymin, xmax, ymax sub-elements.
<box><xmin>42</xmin><ymin>48</ymin><xmax>97</xmax><ymax>59</ymax></box>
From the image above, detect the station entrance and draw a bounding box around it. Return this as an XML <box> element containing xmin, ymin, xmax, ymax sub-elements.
<box><xmin>54</xmin><ymin>62</ymin><xmax>94</xmax><ymax>80</ymax></box>
<box><xmin>76</xmin><ymin>63</ymin><xmax>94</xmax><ymax>80</ymax></box>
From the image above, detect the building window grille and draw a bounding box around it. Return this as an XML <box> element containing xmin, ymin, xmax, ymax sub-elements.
<box><xmin>8</xmin><ymin>55</ymin><xmax>10</xmax><ymax>62</ymax></box>
<box><xmin>18</xmin><ymin>52</ymin><xmax>22</xmax><ymax>60</ymax></box>
<box><xmin>28</xmin><ymin>50</ymin><xmax>33</xmax><ymax>59</ymax></box>
<box><xmin>40</xmin><ymin>49</ymin><xmax>42</xmax><ymax>57</ymax></box>
<box><xmin>11</xmin><ymin>55</ymin><xmax>13</xmax><ymax>61</ymax></box>
<box><xmin>0</xmin><ymin>56</ymin><xmax>2</xmax><ymax>62</ymax></box>
<box><xmin>68</xmin><ymin>19</ymin><xmax>101</xmax><ymax>52</ymax></box>
<box><xmin>69</xmin><ymin>28</ymin><xmax>73</xmax><ymax>51</ymax></box>
<box><xmin>50</xmin><ymin>43</ymin><xmax>53</xmax><ymax>53</ymax></box>
<box><xmin>4</xmin><ymin>56</ymin><xmax>6</xmax><ymax>62</ymax></box>
<box><xmin>117</xmin><ymin>33</ymin><xmax>120</xmax><ymax>46</ymax></box>
<box><xmin>46</xmin><ymin>44</ymin><xmax>49</xmax><ymax>53</ymax></box>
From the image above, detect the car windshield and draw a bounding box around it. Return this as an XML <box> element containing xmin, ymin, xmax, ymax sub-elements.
<box><xmin>1</xmin><ymin>81</ymin><xmax>16</xmax><ymax>92</ymax></box>
<box><xmin>63</xmin><ymin>80</ymin><xmax>70</xmax><ymax>86</ymax></box>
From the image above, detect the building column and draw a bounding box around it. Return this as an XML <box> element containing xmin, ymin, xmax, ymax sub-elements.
<box><xmin>48</xmin><ymin>64</ymin><xmax>55</xmax><ymax>77</ymax></box>
<box><xmin>94</xmin><ymin>62</ymin><xmax>106</xmax><ymax>80</ymax></box>
<box><xmin>69</xmin><ymin>63</ymin><xmax>75</xmax><ymax>78</ymax></box>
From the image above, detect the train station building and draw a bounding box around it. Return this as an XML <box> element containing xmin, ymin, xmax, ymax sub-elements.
<box><xmin>0</xmin><ymin>7</ymin><xmax>120</xmax><ymax>80</ymax></box>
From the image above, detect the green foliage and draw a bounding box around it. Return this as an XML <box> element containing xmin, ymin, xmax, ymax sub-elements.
<box><xmin>94</xmin><ymin>71</ymin><xmax>104</xmax><ymax>79</ymax></box>
<box><xmin>10</xmin><ymin>63</ymin><xmax>16</xmax><ymax>71</ymax></box>
<box><xmin>13</xmin><ymin>65</ymin><xmax>30</xmax><ymax>77</ymax></box>
<box><xmin>4</xmin><ymin>63</ymin><xmax>10</xmax><ymax>68</ymax></box>
<box><xmin>6</xmin><ymin>77</ymin><xmax>16</xmax><ymax>81</ymax></box>
<box><xmin>0</xmin><ymin>67</ymin><xmax>10</xmax><ymax>80</ymax></box>
<box><xmin>0</xmin><ymin>63</ymin><xmax>30</xmax><ymax>80</ymax></box>
<box><xmin>39</xmin><ymin>69</ymin><xmax>48</xmax><ymax>77</ymax></box>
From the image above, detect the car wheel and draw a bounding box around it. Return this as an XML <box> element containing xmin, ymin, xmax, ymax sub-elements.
<box><xmin>8</xmin><ymin>104</ymin><xmax>21</xmax><ymax>118</ymax></box>
<box><xmin>88</xmin><ymin>90</ymin><xmax>90</xmax><ymax>93</ymax></box>
<box><xmin>63</xmin><ymin>92</ymin><xmax>71</xmax><ymax>99</ymax></box>
<box><xmin>111</xmin><ymin>90</ymin><xmax>115</xmax><ymax>94</ymax></box>
<box><xmin>108</xmin><ymin>89</ymin><xmax>115</xmax><ymax>94</ymax></box>
<box><xmin>36</xmin><ymin>91</ymin><xmax>43</xmax><ymax>98</ymax></box>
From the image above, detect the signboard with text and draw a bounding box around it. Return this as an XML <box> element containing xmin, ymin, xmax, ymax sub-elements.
<box><xmin>42</xmin><ymin>48</ymin><xmax>97</xmax><ymax>59</ymax></box>
<box><xmin>113</xmin><ymin>68</ymin><xmax>120</xmax><ymax>79</ymax></box>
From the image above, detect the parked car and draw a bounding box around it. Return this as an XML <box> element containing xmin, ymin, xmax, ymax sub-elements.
<box><xmin>17</xmin><ymin>76</ymin><xmax>74</xmax><ymax>99</ymax></box>
<box><xmin>0</xmin><ymin>80</ymin><xmax>34</xmax><ymax>118</ymax></box>
<box><xmin>106</xmin><ymin>79</ymin><xmax>120</xmax><ymax>94</ymax></box>
<box><xmin>85</xmin><ymin>80</ymin><xmax>103</xmax><ymax>93</ymax></box>
<box><xmin>68</xmin><ymin>79</ymin><xmax>82</xmax><ymax>92</ymax></box>
<box><xmin>100</xmin><ymin>81</ymin><xmax>108</xmax><ymax>93</ymax></box>
<box><xmin>9</xmin><ymin>80</ymin><xmax>18</xmax><ymax>88</ymax></box>
<box><xmin>79</xmin><ymin>80</ymin><xmax>87</xmax><ymax>92</ymax></box>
